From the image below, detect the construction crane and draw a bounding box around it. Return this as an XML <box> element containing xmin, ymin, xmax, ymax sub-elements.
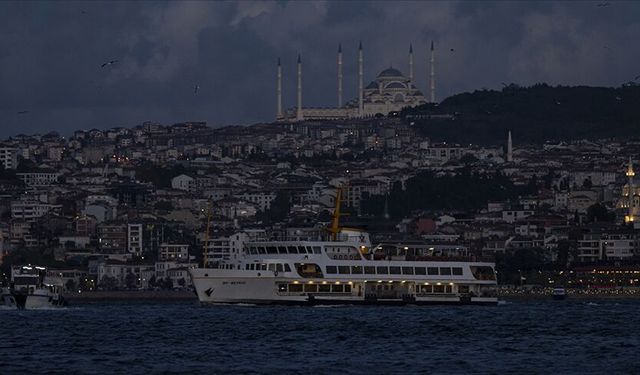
<box><xmin>326</xmin><ymin>185</ymin><xmax>348</xmax><ymax>241</ymax></box>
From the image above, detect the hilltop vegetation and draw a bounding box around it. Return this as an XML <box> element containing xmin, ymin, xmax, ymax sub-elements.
<box><xmin>404</xmin><ymin>83</ymin><xmax>640</xmax><ymax>144</ymax></box>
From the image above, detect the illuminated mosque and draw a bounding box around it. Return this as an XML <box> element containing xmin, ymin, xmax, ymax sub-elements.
<box><xmin>276</xmin><ymin>41</ymin><xmax>436</xmax><ymax>121</ymax></box>
<box><xmin>619</xmin><ymin>159</ymin><xmax>640</xmax><ymax>224</ymax></box>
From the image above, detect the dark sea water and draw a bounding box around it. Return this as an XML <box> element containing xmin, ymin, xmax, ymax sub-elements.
<box><xmin>1</xmin><ymin>299</ymin><xmax>639</xmax><ymax>374</ymax></box>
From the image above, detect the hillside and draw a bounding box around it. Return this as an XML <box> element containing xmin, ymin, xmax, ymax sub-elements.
<box><xmin>403</xmin><ymin>83</ymin><xmax>640</xmax><ymax>144</ymax></box>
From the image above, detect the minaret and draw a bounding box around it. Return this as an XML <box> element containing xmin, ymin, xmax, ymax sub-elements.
<box><xmin>337</xmin><ymin>43</ymin><xmax>343</xmax><ymax>107</ymax></box>
<box><xmin>276</xmin><ymin>58</ymin><xmax>283</xmax><ymax>119</ymax></box>
<box><xmin>626</xmin><ymin>158</ymin><xmax>635</xmax><ymax>222</ymax></box>
<box><xmin>358</xmin><ymin>40</ymin><xmax>364</xmax><ymax>116</ymax></box>
<box><xmin>408</xmin><ymin>44</ymin><xmax>414</xmax><ymax>90</ymax></box>
<box><xmin>507</xmin><ymin>131</ymin><xmax>513</xmax><ymax>162</ymax></box>
<box><xmin>429</xmin><ymin>40</ymin><xmax>435</xmax><ymax>103</ymax></box>
<box><xmin>296</xmin><ymin>54</ymin><xmax>303</xmax><ymax>121</ymax></box>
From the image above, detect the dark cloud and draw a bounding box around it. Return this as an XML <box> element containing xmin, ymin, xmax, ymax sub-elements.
<box><xmin>0</xmin><ymin>0</ymin><xmax>639</xmax><ymax>137</ymax></box>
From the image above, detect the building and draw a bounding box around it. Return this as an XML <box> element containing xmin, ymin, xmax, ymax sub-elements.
<box><xmin>0</xmin><ymin>147</ymin><xmax>18</xmax><ymax>169</ymax></box>
<box><xmin>17</xmin><ymin>172</ymin><xmax>60</xmax><ymax>187</ymax></box>
<box><xmin>127</xmin><ymin>223</ymin><xmax>143</xmax><ymax>255</ymax></box>
<box><xmin>159</xmin><ymin>243</ymin><xmax>190</xmax><ymax>261</ymax></box>
<box><xmin>171</xmin><ymin>174</ymin><xmax>195</xmax><ymax>192</ymax></box>
<box><xmin>11</xmin><ymin>200</ymin><xmax>62</xmax><ymax>223</ymax></box>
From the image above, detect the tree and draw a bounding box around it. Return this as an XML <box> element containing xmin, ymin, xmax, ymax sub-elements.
<box><xmin>148</xmin><ymin>276</ymin><xmax>157</xmax><ymax>288</ymax></box>
<box><xmin>178</xmin><ymin>278</ymin><xmax>186</xmax><ymax>287</ymax></box>
<box><xmin>65</xmin><ymin>279</ymin><xmax>77</xmax><ymax>292</ymax></box>
<box><xmin>99</xmin><ymin>275</ymin><xmax>118</xmax><ymax>291</ymax></box>
<box><xmin>125</xmin><ymin>272</ymin><xmax>137</xmax><ymax>290</ymax></box>
<box><xmin>587</xmin><ymin>203</ymin><xmax>615</xmax><ymax>223</ymax></box>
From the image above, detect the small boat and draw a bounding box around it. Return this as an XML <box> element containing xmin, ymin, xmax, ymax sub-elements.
<box><xmin>2</xmin><ymin>265</ymin><xmax>66</xmax><ymax>309</ymax></box>
<box><xmin>552</xmin><ymin>287</ymin><xmax>566</xmax><ymax>300</ymax></box>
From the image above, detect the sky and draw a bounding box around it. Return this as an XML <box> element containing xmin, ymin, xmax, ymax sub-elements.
<box><xmin>1</xmin><ymin>0</ymin><xmax>639</xmax><ymax>137</ymax></box>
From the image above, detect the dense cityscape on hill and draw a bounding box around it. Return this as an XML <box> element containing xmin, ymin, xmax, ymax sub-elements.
<box><xmin>1</xmin><ymin>96</ymin><xmax>639</xmax><ymax>290</ymax></box>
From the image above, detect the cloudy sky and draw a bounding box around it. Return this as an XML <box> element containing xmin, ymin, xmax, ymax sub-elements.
<box><xmin>0</xmin><ymin>1</ymin><xmax>639</xmax><ymax>137</ymax></box>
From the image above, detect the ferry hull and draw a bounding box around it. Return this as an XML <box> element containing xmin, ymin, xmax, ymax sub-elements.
<box><xmin>190</xmin><ymin>271</ymin><xmax>497</xmax><ymax>306</ymax></box>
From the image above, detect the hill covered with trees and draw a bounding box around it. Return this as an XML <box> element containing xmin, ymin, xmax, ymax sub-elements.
<box><xmin>403</xmin><ymin>83</ymin><xmax>640</xmax><ymax>144</ymax></box>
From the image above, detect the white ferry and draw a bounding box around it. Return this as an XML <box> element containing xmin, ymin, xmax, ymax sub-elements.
<box><xmin>190</xmin><ymin>191</ymin><xmax>497</xmax><ymax>306</ymax></box>
<box><xmin>1</xmin><ymin>265</ymin><xmax>66</xmax><ymax>309</ymax></box>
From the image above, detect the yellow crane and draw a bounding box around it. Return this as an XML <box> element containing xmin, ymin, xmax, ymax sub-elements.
<box><xmin>202</xmin><ymin>199</ymin><xmax>213</xmax><ymax>268</ymax></box>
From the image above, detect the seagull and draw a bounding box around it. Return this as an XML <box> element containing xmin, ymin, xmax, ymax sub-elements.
<box><xmin>555</xmin><ymin>101</ymin><xmax>561</xmax><ymax>105</ymax></box>
<box><xmin>101</xmin><ymin>60</ymin><xmax>118</xmax><ymax>68</ymax></box>
<box><xmin>596</xmin><ymin>2</ymin><xmax>610</xmax><ymax>7</ymax></box>
<box><xmin>17</xmin><ymin>110</ymin><xmax>29</xmax><ymax>115</ymax></box>
<box><xmin>634</xmin><ymin>75</ymin><xmax>640</xmax><ymax>81</ymax></box>
<box><xmin>194</xmin><ymin>84</ymin><xmax>200</xmax><ymax>94</ymax></box>
<box><xmin>450</xmin><ymin>48</ymin><xmax>455</xmax><ymax>52</ymax></box>
<box><xmin>616</xmin><ymin>96</ymin><xmax>622</xmax><ymax>101</ymax></box>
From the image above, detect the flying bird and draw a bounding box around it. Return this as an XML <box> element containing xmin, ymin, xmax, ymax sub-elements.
<box><xmin>596</xmin><ymin>2</ymin><xmax>610</xmax><ymax>7</ymax></box>
<box><xmin>17</xmin><ymin>110</ymin><xmax>29</xmax><ymax>115</ymax></box>
<box><xmin>194</xmin><ymin>85</ymin><xmax>200</xmax><ymax>94</ymax></box>
<box><xmin>101</xmin><ymin>60</ymin><xmax>118</xmax><ymax>68</ymax></box>
<box><xmin>634</xmin><ymin>75</ymin><xmax>640</xmax><ymax>81</ymax></box>
<box><xmin>450</xmin><ymin>48</ymin><xmax>455</xmax><ymax>52</ymax></box>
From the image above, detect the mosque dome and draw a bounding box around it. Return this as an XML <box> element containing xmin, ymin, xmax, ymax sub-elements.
<box><xmin>385</xmin><ymin>82</ymin><xmax>406</xmax><ymax>89</ymax></box>
<box><xmin>377</xmin><ymin>67</ymin><xmax>404</xmax><ymax>78</ymax></box>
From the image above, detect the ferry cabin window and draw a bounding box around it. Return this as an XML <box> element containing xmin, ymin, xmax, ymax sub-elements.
<box><xmin>313</xmin><ymin>246</ymin><xmax>321</xmax><ymax>254</ymax></box>
<box><xmin>389</xmin><ymin>266</ymin><xmax>401</xmax><ymax>275</ymax></box>
<box><xmin>364</xmin><ymin>266</ymin><xmax>376</xmax><ymax>274</ymax></box>
<box><xmin>440</xmin><ymin>267</ymin><xmax>452</xmax><ymax>276</ymax></box>
<box><xmin>415</xmin><ymin>267</ymin><xmax>426</xmax><ymax>275</ymax></box>
<box><xmin>266</xmin><ymin>246</ymin><xmax>277</xmax><ymax>254</ymax></box>
<box><xmin>333</xmin><ymin>284</ymin><xmax>344</xmax><ymax>293</ymax></box>
<box><xmin>351</xmin><ymin>266</ymin><xmax>363</xmax><ymax>274</ymax></box>
<box><xmin>419</xmin><ymin>285</ymin><xmax>432</xmax><ymax>293</ymax></box>
<box><xmin>289</xmin><ymin>284</ymin><xmax>303</xmax><ymax>293</ymax></box>
<box><xmin>278</xmin><ymin>246</ymin><xmax>287</xmax><ymax>254</ymax></box>
<box><xmin>376</xmin><ymin>266</ymin><xmax>389</xmax><ymax>274</ymax></box>
<box><xmin>433</xmin><ymin>285</ymin><xmax>445</xmax><ymax>293</ymax></box>
<box><xmin>268</xmin><ymin>264</ymin><xmax>276</xmax><ymax>272</ymax></box>
<box><xmin>319</xmin><ymin>284</ymin><xmax>330</xmax><ymax>292</ymax></box>
<box><xmin>452</xmin><ymin>267</ymin><xmax>463</xmax><ymax>276</ymax></box>
<box><xmin>427</xmin><ymin>267</ymin><xmax>439</xmax><ymax>275</ymax></box>
<box><xmin>297</xmin><ymin>246</ymin><xmax>307</xmax><ymax>254</ymax></box>
<box><xmin>295</xmin><ymin>263</ymin><xmax>324</xmax><ymax>278</ymax></box>
<box><xmin>261</xmin><ymin>264</ymin><xmax>267</xmax><ymax>271</ymax></box>
<box><xmin>338</xmin><ymin>266</ymin><xmax>350</xmax><ymax>274</ymax></box>
<box><xmin>288</xmin><ymin>246</ymin><xmax>298</xmax><ymax>254</ymax></box>
<box><xmin>245</xmin><ymin>264</ymin><xmax>250</xmax><ymax>270</ymax></box>
<box><xmin>445</xmin><ymin>285</ymin><xmax>453</xmax><ymax>293</ymax></box>
<box><xmin>249</xmin><ymin>247</ymin><xmax>257</xmax><ymax>255</ymax></box>
<box><xmin>278</xmin><ymin>284</ymin><xmax>287</xmax><ymax>292</ymax></box>
<box><xmin>284</xmin><ymin>264</ymin><xmax>292</xmax><ymax>272</ymax></box>
<box><xmin>470</xmin><ymin>266</ymin><xmax>496</xmax><ymax>280</ymax></box>
<box><xmin>304</xmin><ymin>284</ymin><xmax>318</xmax><ymax>293</ymax></box>
<box><xmin>326</xmin><ymin>266</ymin><xmax>338</xmax><ymax>274</ymax></box>
<box><xmin>276</xmin><ymin>264</ymin><xmax>284</xmax><ymax>273</ymax></box>
<box><xmin>344</xmin><ymin>284</ymin><xmax>352</xmax><ymax>293</ymax></box>
<box><xmin>258</xmin><ymin>247</ymin><xmax>266</xmax><ymax>254</ymax></box>
<box><xmin>401</xmin><ymin>267</ymin><xmax>414</xmax><ymax>275</ymax></box>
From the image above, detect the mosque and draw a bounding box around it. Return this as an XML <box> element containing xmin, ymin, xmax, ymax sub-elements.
<box><xmin>276</xmin><ymin>41</ymin><xmax>436</xmax><ymax>121</ymax></box>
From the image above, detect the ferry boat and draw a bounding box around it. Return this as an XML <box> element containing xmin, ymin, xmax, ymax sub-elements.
<box><xmin>190</xmin><ymin>190</ymin><xmax>498</xmax><ymax>306</ymax></box>
<box><xmin>1</xmin><ymin>265</ymin><xmax>66</xmax><ymax>309</ymax></box>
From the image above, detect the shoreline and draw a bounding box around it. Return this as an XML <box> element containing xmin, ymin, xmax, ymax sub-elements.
<box><xmin>64</xmin><ymin>290</ymin><xmax>198</xmax><ymax>302</ymax></box>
